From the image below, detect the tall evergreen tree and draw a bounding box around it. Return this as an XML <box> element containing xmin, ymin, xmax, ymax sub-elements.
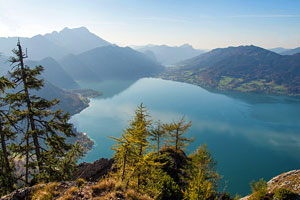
<box><xmin>7</xmin><ymin>40</ymin><xmax>82</xmax><ymax>184</ymax></box>
<box><xmin>0</xmin><ymin>76</ymin><xmax>17</xmax><ymax>195</ymax></box>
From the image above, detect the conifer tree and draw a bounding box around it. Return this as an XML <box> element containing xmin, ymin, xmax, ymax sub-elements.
<box><xmin>0</xmin><ymin>76</ymin><xmax>17</xmax><ymax>195</ymax></box>
<box><xmin>188</xmin><ymin>144</ymin><xmax>220</xmax><ymax>188</ymax></box>
<box><xmin>112</xmin><ymin>104</ymin><xmax>160</xmax><ymax>190</ymax></box>
<box><xmin>163</xmin><ymin>117</ymin><xmax>194</xmax><ymax>152</ymax></box>
<box><xmin>7</xmin><ymin>40</ymin><xmax>81</xmax><ymax>184</ymax></box>
<box><xmin>183</xmin><ymin>169</ymin><xmax>214</xmax><ymax>200</ymax></box>
<box><xmin>150</xmin><ymin>120</ymin><xmax>165</xmax><ymax>155</ymax></box>
<box><xmin>111</xmin><ymin>131</ymin><xmax>132</xmax><ymax>181</ymax></box>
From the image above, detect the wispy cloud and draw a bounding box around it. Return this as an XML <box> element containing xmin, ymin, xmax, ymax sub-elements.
<box><xmin>230</xmin><ymin>14</ymin><xmax>300</xmax><ymax>18</ymax></box>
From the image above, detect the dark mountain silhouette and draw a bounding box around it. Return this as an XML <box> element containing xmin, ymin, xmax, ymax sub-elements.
<box><xmin>160</xmin><ymin>45</ymin><xmax>300</xmax><ymax>95</ymax></box>
<box><xmin>60</xmin><ymin>45</ymin><xmax>164</xmax><ymax>81</ymax></box>
<box><xmin>135</xmin><ymin>44</ymin><xmax>206</xmax><ymax>65</ymax></box>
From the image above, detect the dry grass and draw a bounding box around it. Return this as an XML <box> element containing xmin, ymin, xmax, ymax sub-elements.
<box><xmin>91</xmin><ymin>178</ymin><xmax>117</xmax><ymax>196</ymax></box>
<box><xmin>31</xmin><ymin>182</ymin><xmax>61</xmax><ymax>200</ymax></box>
<box><xmin>66</xmin><ymin>186</ymin><xmax>79</xmax><ymax>196</ymax></box>
<box><xmin>126</xmin><ymin>189</ymin><xmax>153</xmax><ymax>200</ymax></box>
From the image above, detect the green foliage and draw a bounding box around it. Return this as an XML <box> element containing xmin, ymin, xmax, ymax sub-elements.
<box><xmin>249</xmin><ymin>178</ymin><xmax>269</xmax><ymax>200</ymax></box>
<box><xmin>156</xmin><ymin>173</ymin><xmax>182</xmax><ymax>200</ymax></box>
<box><xmin>0</xmin><ymin>41</ymin><xmax>84</xmax><ymax>195</ymax></box>
<box><xmin>0</xmin><ymin>75</ymin><xmax>17</xmax><ymax>196</ymax></box>
<box><xmin>188</xmin><ymin>144</ymin><xmax>220</xmax><ymax>188</ymax></box>
<box><xmin>273</xmin><ymin>188</ymin><xmax>298</xmax><ymax>200</ymax></box>
<box><xmin>111</xmin><ymin>103</ymin><xmax>160</xmax><ymax>190</ymax></box>
<box><xmin>160</xmin><ymin>45</ymin><xmax>300</xmax><ymax>95</ymax></box>
<box><xmin>110</xmin><ymin>104</ymin><xmax>226</xmax><ymax>200</ymax></box>
<box><xmin>6</xmin><ymin>41</ymin><xmax>83</xmax><ymax>185</ymax></box>
<box><xmin>163</xmin><ymin>117</ymin><xmax>194</xmax><ymax>152</ymax></box>
<box><xmin>183</xmin><ymin>169</ymin><xmax>215</xmax><ymax>200</ymax></box>
<box><xmin>150</xmin><ymin>120</ymin><xmax>165</xmax><ymax>155</ymax></box>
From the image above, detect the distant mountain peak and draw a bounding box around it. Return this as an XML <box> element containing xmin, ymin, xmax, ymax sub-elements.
<box><xmin>60</xmin><ymin>26</ymin><xmax>89</xmax><ymax>33</ymax></box>
<box><xmin>180</xmin><ymin>43</ymin><xmax>193</xmax><ymax>48</ymax></box>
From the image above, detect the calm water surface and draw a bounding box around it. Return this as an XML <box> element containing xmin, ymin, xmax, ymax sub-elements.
<box><xmin>71</xmin><ymin>78</ymin><xmax>300</xmax><ymax>195</ymax></box>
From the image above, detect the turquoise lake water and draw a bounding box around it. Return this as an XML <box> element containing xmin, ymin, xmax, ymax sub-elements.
<box><xmin>71</xmin><ymin>78</ymin><xmax>300</xmax><ymax>196</ymax></box>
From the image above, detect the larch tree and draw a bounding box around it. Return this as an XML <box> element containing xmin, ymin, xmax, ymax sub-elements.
<box><xmin>150</xmin><ymin>120</ymin><xmax>165</xmax><ymax>155</ymax></box>
<box><xmin>112</xmin><ymin>103</ymin><xmax>160</xmax><ymax>190</ymax></box>
<box><xmin>163</xmin><ymin>117</ymin><xmax>194</xmax><ymax>153</ymax></box>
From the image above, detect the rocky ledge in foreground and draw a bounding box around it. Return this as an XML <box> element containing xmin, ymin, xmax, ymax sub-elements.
<box><xmin>0</xmin><ymin>158</ymin><xmax>113</xmax><ymax>200</ymax></box>
<box><xmin>240</xmin><ymin>169</ymin><xmax>300</xmax><ymax>200</ymax></box>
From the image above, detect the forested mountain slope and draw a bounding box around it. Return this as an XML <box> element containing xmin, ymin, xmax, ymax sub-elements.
<box><xmin>160</xmin><ymin>45</ymin><xmax>300</xmax><ymax>95</ymax></box>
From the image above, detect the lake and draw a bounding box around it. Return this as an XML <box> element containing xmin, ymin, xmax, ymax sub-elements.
<box><xmin>71</xmin><ymin>78</ymin><xmax>300</xmax><ymax>196</ymax></box>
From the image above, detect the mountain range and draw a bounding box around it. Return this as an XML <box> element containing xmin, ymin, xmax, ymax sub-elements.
<box><xmin>269</xmin><ymin>47</ymin><xmax>300</xmax><ymax>55</ymax></box>
<box><xmin>0</xmin><ymin>27</ymin><xmax>110</xmax><ymax>60</ymax></box>
<box><xmin>134</xmin><ymin>44</ymin><xmax>206</xmax><ymax>65</ymax></box>
<box><xmin>280</xmin><ymin>47</ymin><xmax>300</xmax><ymax>55</ymax></box>
<box><xmin>159</xmin><ymin>45</ymin><xmax>300</xmax><ymax>95</ymax></box>
<box><xmin>60</xmin><ymin>45</ymin><xmax>164</xmax><ymax>81</ymax></box>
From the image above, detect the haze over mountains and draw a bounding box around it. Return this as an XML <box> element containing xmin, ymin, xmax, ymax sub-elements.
<box><xmin>0</xmin><ymin>27</ymin><xmax>164</xmax><ymax>113</ymax></box>
<box><xmin>0</xmin><ymin>27</ymin><xmax>164</xmax><ymax>85</ymax></box>
<box><xmin>1</xmin><ymin>26</ymin><xmax>300</xmax><ymax>97</ymax></box>
<box><xmin>280</xmin><ymin>47</ymin><xmax>300</xmax><ymax>55</ymax></box>
<box><xmin>134</xmin><ymin>44</ymin><xmax>206</xmax><ymax>65</ymax></box>
<box><xmin>0</xmin><ymin>27</ymin><xmax>110</xmax><ymax>60</ymax></box>
<box><xmin>269</xmin><ymin>47</ymin><xmax>300</xmax><ymax>55</ymax></box>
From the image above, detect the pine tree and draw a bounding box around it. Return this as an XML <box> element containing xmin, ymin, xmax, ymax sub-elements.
<box><xmin>7</xmin><ymin>40</ymin><xmax>82</xmax><ymax>184</ymax></box>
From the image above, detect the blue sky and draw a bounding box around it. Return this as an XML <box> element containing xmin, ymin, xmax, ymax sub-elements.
<box><xmin>0</xmin><ymin>0</ymin><xmax>300</xmax><ymax>49</ymax></box>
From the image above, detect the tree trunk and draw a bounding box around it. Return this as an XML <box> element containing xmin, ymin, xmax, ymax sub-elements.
<box><xmin>0</xmin><ymin>121</ymin><xmax>10</xmax><ymax>172</ymax></box>
<box><xmin>17</xmin><ymin>42</ymin><xmax>42</xmax><ymax>172</ymax></box>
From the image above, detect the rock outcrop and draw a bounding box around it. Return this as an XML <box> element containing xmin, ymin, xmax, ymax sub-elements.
<box><xmin>0</xmin><ymin>158</ymin><xmax>114</xmax><ymax>200</ymax></box>
<box><xmin>72</xmin><ymin>158</ymin><xmax>114</xmax><ymax>182</ymax></box>
<box><xmin>240</xmin><ymin>169</ymin><xmax>300</xmax><ymax>200</ymax></box>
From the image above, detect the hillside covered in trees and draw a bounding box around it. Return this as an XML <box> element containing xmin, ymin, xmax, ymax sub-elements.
<box><xmin>159</xmin><ymin>45</ymin><xmax>300</xmax><ymax>95</ymax></box>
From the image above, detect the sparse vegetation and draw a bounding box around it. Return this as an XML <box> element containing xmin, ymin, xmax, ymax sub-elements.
<box><xmin>273</xmin><ymin>188</ymin><xmax>298</xmax><ymax>200</ymax></box>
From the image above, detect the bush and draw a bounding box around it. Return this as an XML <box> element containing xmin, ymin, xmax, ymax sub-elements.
<box><xmin>249</xmin><ymin>178</ymin><xmax>269</xmax><ymax>200</ymax></box>
<box><xmin>156</xmin><ymin>174</ymin><xmax>182</xmax><ymax>200</ymax></box>
<box><xmin>273</xmin><ymin>188</ymin><xmax>298</xmax><ymax>200</ymax></box>
<box><xmin>75</xmin><ymin>178</ymin><xmax>86</xmax><ymax>187</ymax></box>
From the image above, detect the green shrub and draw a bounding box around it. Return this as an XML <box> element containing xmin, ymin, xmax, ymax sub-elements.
<box><xmin>75</xmin><ymin>178</ymin><xmax>86</xmax><ymax>187</ymax></box>
<box><xmin>156</xmin><ymin>174</ymin><xmax>182</xmax><ymax>200</ymax></box>
<box><xmin>249</xmin><ymin>178</ymin><xmax>269</xmax><ymax>200</ymax></box>
<box><xmin>273</xmin><ymin>188</ymin><xmax>297</xmax><ymax>200</ymax></box>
